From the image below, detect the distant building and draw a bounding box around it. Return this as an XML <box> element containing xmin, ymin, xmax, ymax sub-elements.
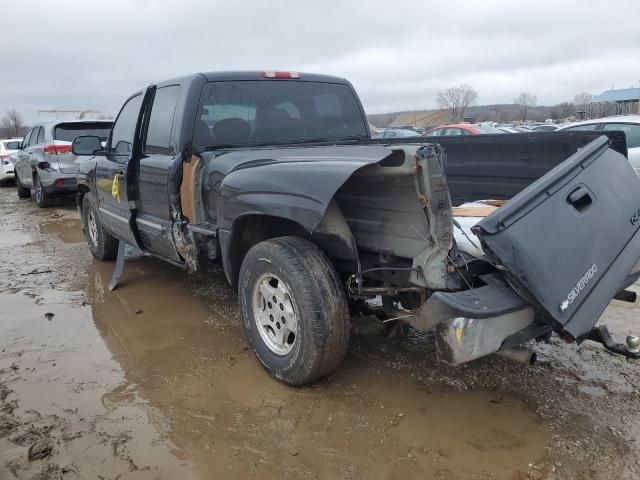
<box><xmin>592</xmin><ymin>87</ymin><xmax>640</xmax><ymax>116</ymax></box>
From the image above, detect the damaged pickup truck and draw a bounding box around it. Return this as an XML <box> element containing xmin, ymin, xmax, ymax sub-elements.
<box><xmin>73</xmin><ymin>71</ymin><xmax>640</xmax><ymax>385</ymax></box>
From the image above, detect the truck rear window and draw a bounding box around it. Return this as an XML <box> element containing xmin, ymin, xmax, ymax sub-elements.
<box><xmin>193</xmin><ymin>81</ymin><xmax>368</xmax><ymax>147</ymax></box>
<box><xmin>54</xmin><ymin>122</ymin><xmax>112</xmax><ymax>142</ymax></box>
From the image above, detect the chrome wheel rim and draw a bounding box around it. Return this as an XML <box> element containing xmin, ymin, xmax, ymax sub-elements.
<box><xmin>87</xmin><ymin>210</ymin><xmax>98</xmax><ymax>247</ymax></box>
<box><xmin>252</xmin><ymin>273</ymin><xmax>298</xmax><ymax>355</ymax></box>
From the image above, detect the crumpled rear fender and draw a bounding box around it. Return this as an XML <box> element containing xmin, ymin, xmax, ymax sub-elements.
<box><xmin>217</xmin><ymin>147</ymin><xmax>394</xmax><ymax>233</ymax></box>
<box><xmin>212</xmin><ymin>145</ymin><xmax>394</xmax><ymax>283</ymax></box>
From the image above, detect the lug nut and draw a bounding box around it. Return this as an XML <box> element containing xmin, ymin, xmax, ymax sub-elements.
<box><xmin>626</xmin><ymin>335</ymin><xmax>640</xmax><ymax>354</ymax></box>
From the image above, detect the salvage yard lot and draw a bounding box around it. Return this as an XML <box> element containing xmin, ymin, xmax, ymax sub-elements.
<box><xmin>0</xmin><ymin>186</ymin><xmax>639</xmax><ymax>479</ymax></box>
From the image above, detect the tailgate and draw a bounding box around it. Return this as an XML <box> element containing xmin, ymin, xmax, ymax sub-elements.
<box><xmin>473</xmin><ymin>136</ymin><xmax>640</xmax><ymax>341</ymax></box>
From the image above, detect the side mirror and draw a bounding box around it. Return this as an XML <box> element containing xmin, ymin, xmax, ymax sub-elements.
<box><xmin>5</xmin><ymin>141</ymin><xmax>20</xmax><ymax>150</ymax></box>
<box><xmin>72</xmin><ymin>135</ymin><xmax>103</xmax><ymax>156</ymax></box>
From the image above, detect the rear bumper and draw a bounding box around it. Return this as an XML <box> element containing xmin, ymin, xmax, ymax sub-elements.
<box><xmin>40</xmin><ymin>172</ymin><xmax>78</xmax><ymax>195</ymax></box>
<box><xmin>410</xmin><ymin>280</ymin><xmax>543</xmax><ymax>365</ymax></box>
<box><xmin>0</xmin><ymin>171</ymin><xmax>15</xmax><ymax>181</ymax></box>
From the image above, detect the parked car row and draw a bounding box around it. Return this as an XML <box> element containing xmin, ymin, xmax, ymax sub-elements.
<box><xmin>373</xmin><ymin>117</ymin><xmax>640</xmax><ymax>175</ymax></box>
<box><xmin>3</xmin><ymin>111</ymin><xmax>640</xmax><ymax>210</ymax></box>
<box><xmin>424</xmin><ymin>123</ymin><xmax>505</xmax><ymax>136</ymax></box>
<box><xmin>1</xmin><ymin>120</ymin><xmax>112</xmax><ymax>206</ymax></box>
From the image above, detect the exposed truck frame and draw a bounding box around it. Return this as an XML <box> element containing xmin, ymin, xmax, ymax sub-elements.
<box><xmin>74</xmin><ymin>71</ymin><xmax>640</xmax><ymax>385</ymax></box>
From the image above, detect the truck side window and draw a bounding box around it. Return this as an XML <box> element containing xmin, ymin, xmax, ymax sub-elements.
<box><xmin>145</xmin><ymin>85</ymin><xmax>180</xmax><ymax>155</ymax></box>
<box><xmin>110</xmin><ymin>94</ymin><xmax>144</xmax><ymax>156</ymax></box>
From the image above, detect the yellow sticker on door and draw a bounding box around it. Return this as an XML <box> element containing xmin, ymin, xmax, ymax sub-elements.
<box><xmin>111</xmin><ymin>174</ymin><xmax>121</xmax><ymax>203</ymax></box>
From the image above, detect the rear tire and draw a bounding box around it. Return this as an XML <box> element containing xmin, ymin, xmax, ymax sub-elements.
<box><xmin>239</xmin><ymin>236</ymin><xmax>350</xmax><ymax>386</ymax></box>
<box><xmin>33</xmin><ymin>174</ymin><xmax>51</xmax><ymax>208</ymax></box>
<box><xmin>81</xmin><ymin>193</ymin><xmax>118</xmax><ymax>261</ymax></box>
<box><xmin>15</xmin><ymin>172</ymin><xmax>30</xmax><ymax>198</ymax></box>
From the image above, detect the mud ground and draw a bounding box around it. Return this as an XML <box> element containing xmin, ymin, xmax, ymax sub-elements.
<box><xmin>0</xmin><ymin>185</ymin><xmax>638</xmax><ymax>480</ymax></box>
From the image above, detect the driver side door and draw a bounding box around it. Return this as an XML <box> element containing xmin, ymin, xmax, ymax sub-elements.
<box><xmin>95</xmin><ymin>94</ymin><xmax>144</xmax><ymax>246</ymax></box>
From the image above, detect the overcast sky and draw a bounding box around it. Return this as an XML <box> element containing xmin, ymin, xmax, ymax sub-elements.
<box><xmin>3</xmin><ymin>0</ymin><xmax>640</xmax><ymax>123</ymax></box>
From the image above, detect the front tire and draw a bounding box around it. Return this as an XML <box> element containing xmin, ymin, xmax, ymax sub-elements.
<box><xmin>239</xmin><ymin>236</ymin><xmax>350</xmax><ymax>386</ymax></box>
<box><xmin>81</xmin><ymin>193</ymin><xmax>118</xmax><ymax>261</ymax></box>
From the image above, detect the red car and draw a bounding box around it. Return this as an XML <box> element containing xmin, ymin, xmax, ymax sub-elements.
<box><xmin>424</xmin><ymin>123</ymin><xmax>505</xmax><ymax>136</ymax></box>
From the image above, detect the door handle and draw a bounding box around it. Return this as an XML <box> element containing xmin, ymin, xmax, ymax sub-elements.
<box><xmin>115</xmin><ymin>170</ymin><xmax>125</xmax><ymax>177</ymax></box>
<box><xmin>567</xmin><ymin>186</ymin><xmax>592</xmax><ymax>213</ymax></box>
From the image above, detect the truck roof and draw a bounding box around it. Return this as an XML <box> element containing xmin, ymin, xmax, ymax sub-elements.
<box><xmin>202</xmin><ymin>71</ymin><xmax>349</xmax><ymax>84</ymax></box>
<box><xmin>154</xmin><ymin>71</ymin><xmax>350</xmax><ymax>88</ymax></box>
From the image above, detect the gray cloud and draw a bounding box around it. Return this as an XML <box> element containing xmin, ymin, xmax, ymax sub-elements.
<box><xmin>2</xmin><ymin>0</ymin><xmax>639</xmax><ymax>123</ymax></box>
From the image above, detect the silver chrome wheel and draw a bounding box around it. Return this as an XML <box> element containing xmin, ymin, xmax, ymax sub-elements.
<box><xmin>87</xmin><ymin>209</ymin><xmax>98</xmax><ymax>247</ymax></box>
<box><xmin>252</xmin><ymin>273</ymin><xmax>298</xmax><ymax>355</ymax></box>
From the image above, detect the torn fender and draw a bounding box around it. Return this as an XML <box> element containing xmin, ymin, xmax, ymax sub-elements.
<box><xmin>200</xmin><ymin>145</ymin><xmax>395</xmax><ymax>282</ymax></box>
<box><xmin>211</xmin><ymin>145</ymin><xmax>396</xmax><ymax>232</ymax></box>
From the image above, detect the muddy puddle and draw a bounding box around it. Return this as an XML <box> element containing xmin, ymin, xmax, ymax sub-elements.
<box><xmin>0</xmin><ymin>187</ymin><xmax>639</xmax><ymax>479</ymax></box>
<box><xmin>37</xmin><ymin>218</ymin><xmax>85</xmax><ymax>244</ymax></box>
<box><xmin>79</xmin><ymin>260</ymin><xmax>551</xmax><ymax>479</ymax></box>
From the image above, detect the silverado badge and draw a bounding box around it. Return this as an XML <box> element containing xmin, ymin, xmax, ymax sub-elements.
<box><xmin>559</xmin><ymin>264</ymin><xmax>598</xmax><ymax>312</ymax></box>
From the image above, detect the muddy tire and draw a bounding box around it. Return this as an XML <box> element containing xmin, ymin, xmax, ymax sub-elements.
<box><xmin>81</xmin><ymin>193</ymin><xmax>118</xmax><ymax>261</ymax></box>
<box><xmin>239</xmin><ymin>236</ymin><xmax>350</xmax><ymax>386</ymax></box>
<box><xmin>33</xmin><ymin>174</ymin><xmax>51</xmax><ymax>208</ymax></box>
<box><xmin>15</xmin><ymin>173</ymin><xmax>30</xmax><ymax>198</ymax></box>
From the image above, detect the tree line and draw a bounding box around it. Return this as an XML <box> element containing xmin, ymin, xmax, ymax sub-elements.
<box><xmin>436</xmin><ymin>85</ymin><xmax>594</xmax><ymax>123</ymax></box>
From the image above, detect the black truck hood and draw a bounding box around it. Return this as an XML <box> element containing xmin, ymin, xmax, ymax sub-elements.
<box><xmin>473</xmin><ymin>136</ymin><xmax>640</xmax><ymax>341</ymax></box>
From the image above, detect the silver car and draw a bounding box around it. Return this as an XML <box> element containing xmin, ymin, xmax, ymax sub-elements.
<box><xmin>558</xmin><ymin>115</ymin><xmax>640</xmax><ymax>174</ymax></box>
<box><xmin>14</xmin><ymin>120</ymin><xmax>112</xmax><ymax>207</ymax></box>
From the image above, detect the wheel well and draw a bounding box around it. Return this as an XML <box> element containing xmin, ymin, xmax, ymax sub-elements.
<box><xmin>76</xmin><ymin>185</ymin><xmax>90</xmax><ymax>210</ymax></box>
<box><xmin>227</xmin><ymin>215</ymin><xmax>308</xmax><ymax>286</ymax></box>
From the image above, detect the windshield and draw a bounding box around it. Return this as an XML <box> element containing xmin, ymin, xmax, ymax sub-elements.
<box><xmin>54</xmin><ymin>122</ymin><xmax>112</xmax><ymax>142</ymax></box>
<box><xmin>193</xmin><ymin>81</ymin><xmax>368</xmax><ymax>147</ymax></box>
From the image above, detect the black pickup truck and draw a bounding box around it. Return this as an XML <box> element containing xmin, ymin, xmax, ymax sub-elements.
<box><xmin>74</xmin><ymin>71</ymin><xmax>640</xmax><ymax>385</ymax></box>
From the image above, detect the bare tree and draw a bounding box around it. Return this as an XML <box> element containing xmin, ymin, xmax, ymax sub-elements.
<box><xmin>551</xmin><ymin>102</ymin><xmax>574</xmax><ymax>119</ymax></box>
<box><xmin>436</xmin><ymin>84</ymin><xmax>478</xmax><ymax>122</ymax></box>
<box><xmin>513</xmin><ymin>92</ymin><xmax>537</xmax><ymax>122</ymax></box>
<box><xmin>573</xmin><ymin>92</ymin><xmax>593</xmax><ymax>117</ymax></box>
<box><xmin>1</xmin><ymin>109</ymin><xmax>25</xmax><ymax>137</ymax></box>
